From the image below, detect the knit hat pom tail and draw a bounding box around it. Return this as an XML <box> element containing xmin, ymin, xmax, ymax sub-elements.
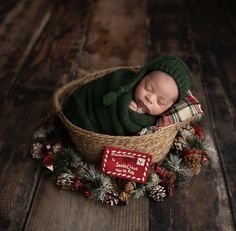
<box><xmin>103</xmin><ymin>92</ymin><xmax>117</xmax><ymax>105</ymax></box>
<box><xmin>103</xmin><ymin>86</ymin><xmax>129</xmax><ymax>106</ymax></box>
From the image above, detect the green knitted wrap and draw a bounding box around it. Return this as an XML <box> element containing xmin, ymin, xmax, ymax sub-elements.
<box><xmin>63</xmin><ymin>69</ymin><xmax>157</xmax><ymax>135</ymax></box>
<box><xmin>63</xmin><ymin>55</ymin><xmax>191</xmax><ymax>135</ymax></box>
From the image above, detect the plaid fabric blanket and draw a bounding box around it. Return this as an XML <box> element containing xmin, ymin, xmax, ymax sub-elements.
<box><xmin>138</xmin><ymin>91</ymin><xmax>204</xmax><ymax>135</ymax></box>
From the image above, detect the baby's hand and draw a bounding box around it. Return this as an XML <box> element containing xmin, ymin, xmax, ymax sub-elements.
<box><xmin>129</xmin><ymin>100</ymin><xmax>144</xmax><ymax>113</ymax></box>
<box><xmin>129</xmin><ymin>100</ymin><xmax>138</xmax><ymax>111</ymax></box>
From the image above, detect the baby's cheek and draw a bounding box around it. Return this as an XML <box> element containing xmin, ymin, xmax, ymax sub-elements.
<box><xmin>161</xmin><ymin>105</ymin><xmax>172</xmax><ymax>114</ymax></box>
<box><xmin>149</xmin><ymin>105</ymin><xmax>161</xmax><ymax>115</ymax></box>
<box><xmin>154</xmin><ymin>105</ymin><xmax>170</xmax><ymax>115</ymax></box>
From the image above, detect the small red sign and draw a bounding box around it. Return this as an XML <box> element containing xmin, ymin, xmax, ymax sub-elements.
<box><xmin>101</xmin><ymin>146</ymin><xmax>152</xmax><ymax>184</ymax></box>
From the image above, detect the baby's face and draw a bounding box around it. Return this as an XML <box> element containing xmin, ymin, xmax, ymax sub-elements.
<box><xmin>134</xmin><ymin>70</ymin><xmax>179</xmax><ymax>115</ymax></box>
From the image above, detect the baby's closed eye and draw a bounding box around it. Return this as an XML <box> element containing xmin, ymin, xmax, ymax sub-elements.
<box><xmin>157</xmin><ymin>98</ymin><xmax>168</xmax><ymax>106</ymax></box>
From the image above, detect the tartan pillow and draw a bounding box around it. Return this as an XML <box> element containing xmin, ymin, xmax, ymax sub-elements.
<box><xmin>138</xmin><ymin>91</ymin><xmax>204</xmax><ymax>135</ymax></box>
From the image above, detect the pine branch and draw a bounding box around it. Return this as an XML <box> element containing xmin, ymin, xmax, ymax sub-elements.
<box><xmin>52</xmin><ymin>148</ymin><xmax>83</xmax><ymax>176</ymax></box>
<box><xmin>133</xmin><ymin>173</ymin><xmax>161</xmax><ymax>199</ymax></box>
<box><xmin>176</xmin><ymin>167</ymin><xmax>194</xmax><ymax>186</ymax></box>
<box><xmin>162</xmin><ymin>153</ymin><xmax>194</xmax><ymax>186</ymax></box>
<box><xmin>187</xmin><ymin>136</ymin><xmax>204</xmax><ymax>150</ymax></box>
<box><xmin>62</xmin><ymin>148</ymin><xmax>82</xmax><ymax>168</ymax></box>
<box><xmin>33</xmin><ymin>128</ymin><xmax>47</xmax><ymax>142</ymax></box>
<box><xmin>146</xmin><ymin>173</ymin><xmax>161</xmax><ymax>190</ymax></box>
<box><xmin>33</xmin><ymin>126</ymin><xmax>56</xmax><ymax>142</ymax></box>
<box><xmin>79</xmin><ymin>165</ymin><xmax>113</xmax><ymax>202</ymax></box>
<box><xmin>162</xmin><ymin>153</ymin><xmax>182</xmax><ymax>172</ymax></box>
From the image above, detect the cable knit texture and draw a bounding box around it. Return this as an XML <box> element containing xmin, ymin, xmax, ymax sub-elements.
<box><xmin>63</xmin><ymin>55</ymin><xmax>191</xmax><ymax>135</ymax></box>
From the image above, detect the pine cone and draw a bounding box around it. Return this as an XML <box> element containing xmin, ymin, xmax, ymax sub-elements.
<box><xmin>103</xmin><ymin>190</ymin><xmax>120</xmax><ymax>206</ymax></box>
<box><xmin>183</xmin><ymin>149</ymin><xmax>206</xmax><ymax>174</ymax></box>
<box><xmin>181</xmin><ymin>124</ymin><xmax>195</xmax><ymax>136</ymax></box>
<box><xmin>124</xmin><ymin>181</ymin><xmax>136</xmax><ymax>194</ymax></box>
<box><xmin>166</xmin><ymin>171</ymin><xmax>176</xmax><ymax>185</ymax></box>
<box><xmin>171</xmin><ymin>135</ymin><xmax>187</xmax><ymax>155</ymax></box>
<box><xmin>31</xmin><ymin>142</ymin><xmax>43</xmax><ymax>159</ymax></box>
<box><xmin>156</xmin><ymin>166</ymin><xmax>176</xmax><ymax>185</ymax></box>
<box><xmin>119</xmin><ymin>192</ymin><xmax>130</xmax><ymax>205</ymax></box>
<box><xmin>171</xmin><ymin>125</ymin><xmax>196</xmax><ymax>155</ymax></box>
<box><xmin>189</xmin><ymin>164</ymin><xmax>201</xmax><ymax>175</ymax></box>
<box><xmin>52</xmin><ymin>143</ymin><xmax>62</xmax><ymax>154</ymax></box>
<box><xmin>184</xmin><ymin>153</ymin><xmax>202</xmax><ymax>175</ymax></box>
<box><xmin>33</xmin><ymin>128</ymin><xmax>47</xmax><ymax>141</ymax></box>
<box><xmin>149</xmin><ymin>185</ymin><xmax>166</xmax><ymax>202</ymax></box>
<box><xmin>56</xmin><ymin>173</ymin><xmax>74</xmax><ymax>190</ymax></box>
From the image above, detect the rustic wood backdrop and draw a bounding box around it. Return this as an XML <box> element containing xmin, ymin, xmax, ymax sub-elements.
<box><xmin>0</xmin><ymin>0</ymin><xmax>235</xmax><ymax>230</ymax></box>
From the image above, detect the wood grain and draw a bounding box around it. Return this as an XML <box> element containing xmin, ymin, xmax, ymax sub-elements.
<box><xmin>24</xmin><ymin>0</ymin><xmax>149</xmax><ymax>230</ymax></box>
<box><xmin>0</xmin><ymin>0</ymin><xmax>235</xmax><ymax>230</ymax></box>
<box><xmin>186</xmin><ymin>0</ymin><xmax>236</xmax><ymax>226</ymax></box>
<box><xmin>25</xmin><ymin>172</ymin><xmax>148</xmax><ymax>231</ymax></box>
<box><xmin>80</xmin><ymin>0</ymin><xmax>148</xmax><ymax>69</ymax></box>
<box><xmin>0</xmin><ymin>0</ymin><xmax>53</xmax><ymax>107</ymax></box>
<box><xmin>148</xmin><ymin>0</ymin><xmax>235</xmax><ymax>230</ymax></box>
<box><xmin>0</xmin><ymin>1</ymin><xmax>92</xmax><ymax>230</ymax></box>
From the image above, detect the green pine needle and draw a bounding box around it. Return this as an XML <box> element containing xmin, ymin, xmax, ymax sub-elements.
<box><xmin>187</xmin><ymin>136</ymin><xmax>204</xmax><ymax>150</ymax></box>
<box><xmin>52</xmin><ymin>148</ymin><xmax>82</xmax><ymax>176</ymax></box>
<box><xmin>62</xmin><ymin>148</ymin><xmax>82</xmax><ymax>168</ymax></box>
<box><xmin>162</xmin><ymin>153</ymin><xmax>182</xmax><ymax>172</ymax></box>
<box><xmin>162</xmin><ymin>153</ymin><xmax>194</xmax><ymax>186</ymax></box>
<box><xmin>190</xmin><ymin>117</ymin><xmax>204</xmax><ymax>128</ymax></box>
<box><xmin>79</xmin><ymin>165</ymin><xmax>113</xmax><ymax>201</ymax></box>
<box><xmin>33</xmin><ymin>128</ymin><xmax>47</xmax><ymax>141</ymax></box>
<box><xmin>133</xmin><ymin>186</ymin><xmax>146</xmax><ymax>199</ymax></box>
<box><xmin>133</xmin><ymin>173</ymin><xmax>161</xmax><ymax>199</ymax></box>
<box><xmin>176</xmin><ymin>167</ymin><xmax>194</xmax><ymax>186</ymax></box>
<box><xmin>33</xmin><ymin>126</ymin><xmax>56</xmax><ymax>142</ymax></box>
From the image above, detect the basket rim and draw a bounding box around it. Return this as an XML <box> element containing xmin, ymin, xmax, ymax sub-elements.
<box><xmin>53</xmin><ymin>66</ymin><xmax>200</xmax><ymax>139</ymax></box>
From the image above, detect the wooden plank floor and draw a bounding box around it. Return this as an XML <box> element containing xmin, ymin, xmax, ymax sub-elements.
<box><xmin>0</xmin><ymin>0</ymin><xmax>235</xmax><ymax>230</ymax></box>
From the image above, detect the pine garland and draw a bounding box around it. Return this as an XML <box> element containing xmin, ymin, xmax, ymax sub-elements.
<box><xmin>79</xmin><ymin>165</ymin><xmax>113</xmax><ymax>202</ymax></box>
<box><xmin>162</xmin><ymin>154</ymin><xmax>194</xmax><ymax>186</ymax></box>
<box><xmin>133</xmin><ymin>174</ymin><xmax>161</xmax><ymax>199</ymax></box>
<box><xmin>187</xmin><ymin>136</ymin><xmax>204</xmax><ymax>150</ymax></box>
<box><xmin>30</xmin><ymin>115</ymin><xmax>211</xmax><ymax>206</ymax></box>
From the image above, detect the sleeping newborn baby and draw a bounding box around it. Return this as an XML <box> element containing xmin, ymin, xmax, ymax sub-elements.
<box><xmin>129</xmin><ymin>70</ymin><xmax>179</xmax><ymax>115</ymax></box>
<box><xmin>63</xmin><ymin>55</ymin><xmax>191</xmax><ymax>136</ymax></box>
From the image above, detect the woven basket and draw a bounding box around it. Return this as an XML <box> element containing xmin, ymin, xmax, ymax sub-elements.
<box><xmin>54</xmin><ymin>66</ymin><xmax>198</xmax><ymax>165</ymax></box>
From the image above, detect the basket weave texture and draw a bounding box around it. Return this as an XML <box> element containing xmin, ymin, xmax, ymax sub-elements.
<box><xmin>54</xmin><ymin>66</ymin><xmax>198</xmax><ymax>164</ymax></box>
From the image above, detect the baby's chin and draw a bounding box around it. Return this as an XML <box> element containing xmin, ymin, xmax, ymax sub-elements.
<box><xmin>148</xmin><ymin>111</ymin><xmax>161</xmax><ymax>116</ymax></box>
<box><xmin>150</xmin><ymin>107</ymin><xmax>172</xmax><ymax>116</ymax></box>
<box><xmin>139</xmin><ymin>107</ymin><xmax>161</xmax><ymax>115</ymax></box>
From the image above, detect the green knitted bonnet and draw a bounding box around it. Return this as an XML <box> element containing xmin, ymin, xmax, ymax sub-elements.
<box><xmin>103</xmin><ymin>55</ymin><xmax>191</xmax><ymax>105</ymax></box>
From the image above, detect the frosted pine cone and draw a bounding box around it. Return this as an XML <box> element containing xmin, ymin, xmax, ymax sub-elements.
<box><xmin>124</xmin><ymin>181</ymin><xmax>136</xmax><ymax>194</ymax></box>
<box><xmin>181</xmin><ymin>124</ymin><xmax>195</xmax><ymax>136</ymax></box>
<box><xmin>52</xmin><ymin>143</ymin><xmax>62</xmax><ymax>154</ymax></box>
<box><xmin>31</xmin><ymin>142</ymin><xmax>44</xmax><ymax>159</ymax></box>
<box><xmin>171</xmin><ymin>134</ymin><xmax>188</xmax><ymax>155</ymax></box>
<box><xmin>149</xmin><ymin>185</ymin><xmax>166</xmax><ymax>202</ymax></box>
<box><xmin>103</xmin><ymin>190</ymin><xmax>120</xmax><ymax>206</ymax></box>
<box><xmin>56</xmin><ymin>173</ymin><xmax>74</xmax><ymax>190</ymax></box>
